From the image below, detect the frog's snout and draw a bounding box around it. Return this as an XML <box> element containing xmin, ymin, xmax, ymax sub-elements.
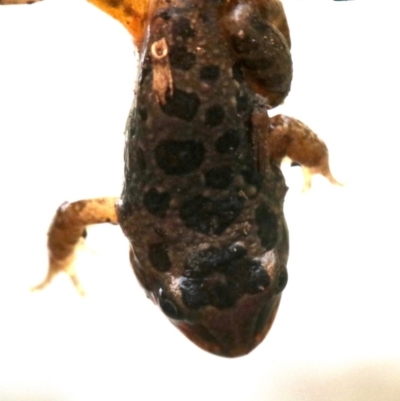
<box><xmin>171</xmin><ymin>294</ymin><xmax>283</xmax><ymax>357</ymax></box>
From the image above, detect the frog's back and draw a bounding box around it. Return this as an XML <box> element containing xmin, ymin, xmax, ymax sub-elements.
<box><xmin>118</xmin><ymin>0</ymin><xmax>290</xmax><ymax>357</ymax></box>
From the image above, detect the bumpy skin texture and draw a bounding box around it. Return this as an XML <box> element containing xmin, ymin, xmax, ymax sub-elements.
<box><xmin>2</xmin><ymin>0</ymin><xmax>340</xmax><ymax>357</ymax></box>
<box><xmin>117</xmin><ymin>0</ymin><xmax>291</xmax><ymax>357</ymax></box>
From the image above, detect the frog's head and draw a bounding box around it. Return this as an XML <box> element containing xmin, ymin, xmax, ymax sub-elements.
<box><xmin>155</xmin><ymin>246</ymin><xmax>288</xmax><ymax>358</ymax></box>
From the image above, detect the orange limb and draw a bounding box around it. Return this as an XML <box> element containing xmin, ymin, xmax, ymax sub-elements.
<box><xmin>88</xmin><ymin>0</ymin><xmax>150</xmax><ymax>47</ymax></box>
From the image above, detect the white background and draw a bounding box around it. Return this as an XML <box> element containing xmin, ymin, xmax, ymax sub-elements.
<box><xmin>0</xmin><ymin>0</ymin><xmax>400</xmax><ymax>400</ymax></box>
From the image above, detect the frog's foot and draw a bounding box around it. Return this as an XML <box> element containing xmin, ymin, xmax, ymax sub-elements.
<box><xmin>31</xmin><ymin>197</ymin><xmax>118</xmax><ymax>296</ymax></box>
<box><xmin>269</xmin><ymin>114</ymin><xmax>343</xmax><ymax>191</ymax></box>
<box><xmin>300</xmin><ymin>164</ymin><xmax>343</xmax><ymax>192</ymax></box>
<box><xmin>31</xmin><ymin>241</ymin><xmax>86</xmax><ymax>296</ymax></box>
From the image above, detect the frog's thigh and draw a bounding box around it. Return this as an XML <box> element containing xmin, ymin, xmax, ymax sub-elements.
<box><xmin>32</xmin><ymin>197</ymin><xmax>118</xmax><ymax>296</ymax></box>
<box><xmin>257</xmin><ymin>0</ymin><xmax>291</xmax><ymax>48</ymax></box>
<box><xmin>269</xmin><ymin>114</ymin><xmax>341</xmax><ymax>191</ymax></box>
<box><xmin>0</xmin><ymin>0</ymin><xmax>148</xmax><ymax>46</ymax></box>
<box><xmin>221</xmin><ymin>4</ymin><xmax>292</xmax><ymax>108</ymax></box>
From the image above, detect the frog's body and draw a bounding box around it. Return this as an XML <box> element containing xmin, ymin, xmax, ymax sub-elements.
<box><xmin>118</xmin><ymin>0</ymin><xmax>290</xmax><ymax>356</ymax></box>
<box><xmin>1</xmin><ymin>0</ymin><xmax>341</xmax><ymax>357</ymax></box>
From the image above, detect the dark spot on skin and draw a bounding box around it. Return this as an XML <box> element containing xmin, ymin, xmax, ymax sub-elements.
<box><xmin>108</xmin><ymin>0</ymin><xmax>123</xmax><ymax>6</ymax></box>
<box><xmin>155</xmin><ymin>140</ymin><xmax>205</xmax><ymax>175</ymax></box>
<box><xmin>172</xmin><ymin>17</ymin><xmax>195</xmax><ymax>40</ymax></box>
<box><xmin>180</xmin><ymin>275</ymin><xmax>239</xmax><ymax>310</ymax></box>
<box><xmin>245</xmin><ymin>262</ymin><xmax>270</xmax><ymax>294</ymax></box>
<box><xmin>242</xmin><ymin>58</ymin><xmax>274</xmax><ymax>71</ymax></box>
<box><xmin>159</xmin><ymin>288</ymin><xmax>183</xmax><ymax>320</ymax></box>
<box><xmin>148</xmin><ymin>243</ymin><xmax>171</xmax><ymax>272</ymax></box>
<box><xmin>221</xmin><ymin>257</ymin><xmax>268</xmax><ymax>293</ymax></box>
<box><xmin>138</xmin><ymin>107</ymin><xmax>147</xmax><ymax>121</ymax></box>
<box><xmin>184</xmin><ymin>243</ymin><xmax>247</xmax><ymax>277</ymax></box>
<box><xmin>136</xmin><ymin>148</ymin><xmax>146</xmax><ymax>173</ymax></box>
<box><xmin>180</xmin><ymin>277</ymin><xmax>210</xmax><ymax>309</ymax></box>
<box><xmin>161</xmin><ymin>89</ymin><xmax>200</xmax><ymax>122</ymax></box>
<box><xmin>198</xmin><ymin>11</ymin><xmax>209</xmax><ymax>23</ymax></box>
<box><xmin>215</xmin><ymin>129</ymin><xmax>241</xmax><ymax>154</ymax></box>
<box><xmin>123</xmin><ymin>4</ymin><xmax>135</xmax><ymax>17</ymax></box>
<box><xmin>157</xmin><ymin>9</ymin><xmax>171</xmax><ymax>20</ymax></box>
<box><xmin>181</xmin><ymin>244</ymin><xmax>271</xmax><ymax>310</ymax></box>
<box><xmin>169</xmin><ymin>45</ymin><xmax>196</xmax><ymax>70</ymax></box>
<box><xmin>236</xmin><ymin>93</ymin><xmax>250</xmax><ymax>114</ymax></box>
<box><xmin>204</xmin><ymin>105</ymin><xmax>225</xmax><ymax>127</ymax></box>
<box><xmin>139</xmin><ymin>62</ymin><xmax>151</xmax><ymax>85</ymax></box>
<box><xmin>143</xmin><ymin>188</ymin><xmax>170</xmax><ymax>216</ymax></box>
<box><xmin>200</xmin><ymin>65</ymin><xmax>220</xmax><ymax>81</ymax></box>
<box><xmin>232</xmin><ymin>62</ymin><xmax>244</xmax><ymax>82</ymax></box>
<box><xmin>276</xmin><ymin>268</ymin><xmax>288</xmax><ymax>293</ymax></box>
<box><xmin>242</xmin><ymin>169</ymin><xmax>263</xmax><ymax>189</ymax></box>
<box><xmin>205</xmin><ymin>166</ymin><xmax>234</xmax><ymax>189</ymax></box>
<box><xmin>255</xmin><ymin>202</ymin><xmax>278</xmax><ymax>250</ymax></box>
<box><xmin>250</xmin><ymin>15</ymin><xmax>268</xmax><ymax>33</ymax></box>
<box><xmin>179</xmin><ymin>195</ymin><xmax>245</xmax><ymax>235</ymax></box>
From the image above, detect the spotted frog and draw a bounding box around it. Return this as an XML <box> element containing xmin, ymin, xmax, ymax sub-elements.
<box><xmin>2</xmin><ymin>0</ymin><xmax>340</xmax><ymax>357</ymax></box>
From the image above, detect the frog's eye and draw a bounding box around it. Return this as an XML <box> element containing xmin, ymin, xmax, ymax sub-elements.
<box><xmin>158</xmin><ymin>288</ymin><xmax>183</xmax><ymax>320</ymax></box>
<box><xmin>276</xmin><ymin>267</ymin><xmax>288</xmax><ymax>294</ymax></box>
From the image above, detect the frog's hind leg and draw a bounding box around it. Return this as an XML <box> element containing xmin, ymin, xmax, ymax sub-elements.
<box><xmin>86</xmin><ymin>0</ymin><xmax>150</xmax><ymax>47</ymax></box>
<box><xmin>221</xmin><ymin>1</ymin><xmax>292</xmax><ymax>108</ymax></box>
<box><xmin>31</xmin><ymin>197</ymin><xmax>118</xmax><ymax>296</ymax></box>
<box><xmin>0</xmin><ymin>0</ymin><xmax>150</xmax><ymax>48</ymax></box>
<box><xmin>269</xmin><ymin>115</ymin><xmax>342</xmax><ymax>191</ymax></box>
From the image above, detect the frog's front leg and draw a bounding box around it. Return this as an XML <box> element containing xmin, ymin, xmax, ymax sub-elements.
<box><xmin>32</xmin><ymin>197</ymin><xmax>118</xmax><ymax>296</ymax></box>
<box><xmin>269</xmin><ymin>115</ymin><xmax>342</xmax><ymax>191</ymax></box>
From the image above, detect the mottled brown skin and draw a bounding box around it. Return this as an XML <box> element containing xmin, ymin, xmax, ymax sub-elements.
<box><xmin>3</xmin><ymin>0</ymin><xmax>339</xmax><ymax>357</ymax></box>
<box><xmin>116</xmin><ymin>0</ymin><xmax>291</xmax><ymax>357</ymax></box>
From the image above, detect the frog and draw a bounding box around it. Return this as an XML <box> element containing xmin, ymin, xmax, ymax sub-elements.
<box><xmin>1</xmin><ymin>0</ymin><xmax>340</xmax><ymax>357</ymax></box>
